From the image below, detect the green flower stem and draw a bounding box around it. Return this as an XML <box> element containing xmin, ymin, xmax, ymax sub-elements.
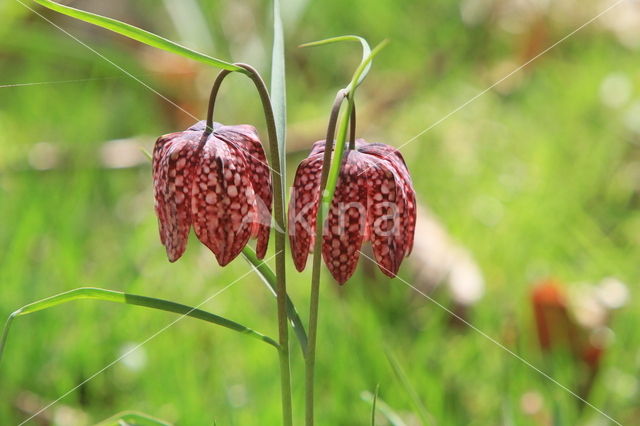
<box><xmin>348</xmin><ymin>103</ymin><xmax>357</xmax><ymax>150</ymax></box>
<box><xmin>305</xmin><ymin>89</ymin><xmax>349</xmax><ymax>426</ymax></box>
<box><xmin>304</xmin><ymin>39</ymin><xmax>387</xmax><ymax>426</ymax></box>
<box><xmin>234</xmin><ymin>63</ymin><xmax>293</xmax><ymax>426</ymax></box>
<box><xmin>0</xmin><ymin>287</ymin><xmax>279</xmax><ymax>365</ymax></box>
<box><xmin>203</xmin><ymin>64</ymin><xmax>296</xmax><ymax>424</ymax></box>
<box><xmin>206</xmin><ymin>69</ymin><xmax>231</xmax><ymax>131</ymax></box>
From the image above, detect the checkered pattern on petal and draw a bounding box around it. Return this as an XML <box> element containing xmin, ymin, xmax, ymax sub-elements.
<box><xmin>191</xmin><ymin>135</ymin><xmax>257</xmax><ymax>266</ymax></box>
<box><xmin>288</xmin><ymin>138</ymin><xmax>416</xmax><ymax>284</ymax></box>
<box><xmin>215</xmin><ymin>124</ymin><xmax>273</xmax><ymax>259</ymax></box>
<box><xmin>362</xmin><ymin>157</ymin><xmax>404</xmax><ymax>277</ymax></box>
<box><xmin>357</xmin><ymin>142</ymin><xmax>416</xmax><ymax>256</ymax></box>
<box><xmin>152</xmin><ymin>121</ymin><xmax>271</xmax><ymax>266</ymax></box>
<box><xmin>152</xmin><ymin>130</ymin><xmax>202</xmax><ymax>262</ymax></box>
<box><xmin>288</xmin><ymin>155</ymin><xmax>323</xmax><ymax>272</ymax></box>
<box><xmin>321</xmin><ymin>151</ymin><xmax>368</xmax><ymax>284</ymax></box>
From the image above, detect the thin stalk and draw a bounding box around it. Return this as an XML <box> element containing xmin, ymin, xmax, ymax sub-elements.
<box><xmin>304</xmin><ymin>41</ymin><xmax>386</xmax><ymax>425</ymax></box>
<box><xmin>348</xmin><ymin>103</ymin><xmax>357</xmax><ymax>150</ymax></box>
<box><xmin>235</xmin><ymin>63</ymin><xmax>293</xmax><ymax>426</ymax></box>
<box><xmin>206</xmin><ymin>69</ymin><xmax>233</xmax><ymax>132</ymax></box>
<box><xmin>305</xmin><ymin>89</ymin><xmax>349</xmax><ymax>426</ymax></box>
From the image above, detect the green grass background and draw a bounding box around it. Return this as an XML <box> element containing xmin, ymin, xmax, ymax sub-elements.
<box><xmin>1</xmin><ymin>0</ymin><xmax>639</xmax><ymax>424</ymax></box>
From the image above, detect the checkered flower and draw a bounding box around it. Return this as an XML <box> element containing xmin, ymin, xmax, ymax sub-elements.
<box><xmin>153</xmin><ymin>121</ymin><xmax>272</xmax><ymax>265</ymax></box>
<box><xmin>288</xmin><ymin>139</ymin><xmax>416</xmax><ymax>284</ymax></box>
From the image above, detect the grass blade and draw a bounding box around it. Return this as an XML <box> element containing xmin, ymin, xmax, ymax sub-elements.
<box><xmin>32</xmin><ymin>0</ymin><xmax>242</xmax><ymax>72</ymax></box>
<box><xmin>361</xmin><ymin>390</ymin><xmax>407</xmax><ymax>426</ymax></box>
<box><xmin>385</xmin><ymin>347</ymin><xmax>433</xmax><ymax>425</ymax></box>
<box><xmin>321</xmin><ymin>40</ymin><xmax>389</xmax><ymax>208</ymax></box>
<box><xmin>242</xmin><ymin>247</ymin><xmax>308</xmax><ymax>354</ymax></box>
<box><xmin>0</xmin><ymin>287</ymin><xmax>279</xmax><ymax>364</ymax></box>
<box><xmin>270</xmin><ymin>0</ymin><xmax>287</xmax><ymax>195</ymax></box>
<box><xmin>300</xmin><ymin>35</ymin><xmax>371</xmax><ymax>89</ymax></box>
<box><xmin>371</xmin><ymin>384</ymin><xmax>380</xmax><ymax>426</ymax></box>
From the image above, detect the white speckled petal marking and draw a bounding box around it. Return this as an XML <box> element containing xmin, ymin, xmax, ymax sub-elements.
<box><xmin>191</xmin><ymin>134</ymin><xmax>256</xmax><ymax>266</ymax></box>
<box><xmin>152</xmin><ymin>121</ymin><xmax>272</xmax><ymax>266</ymax></box>
<box><xmin>288</xmin><ymin>155</ymin><xmax>323</xmax><ymax>272</ymax></box>
<box><xmin>215</xmin><ymin>124</ymin><xmax>273</xmax><ymax>259</ymax></box>
<box><xmin>358</xmin><ymin>141</ymin><xmax>416</xmax><ymax>256</ymax></box>
<box><xmin>152</xmin><ymin>131</ymin><xmax>201</xmax><ymax>262</ymax></box>
<box><xmin>288</xmin><ymin>138</ymin><xmax>417</xmax><ymax>284</ymax></box>
<box><xmin>321</xmin><ymin>151</ymin><xmax>368</xmax><ymax>284</ymax></box>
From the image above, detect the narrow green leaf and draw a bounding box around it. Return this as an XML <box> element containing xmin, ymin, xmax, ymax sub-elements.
<box><xmin>371</xmin><ymin>384</ymin><xmax>380</xmax><ymax>426</ymax></box>
<box><xmin>300</xmin><ymin>35</ymin><xmax>371</xmax><ymax>89</ymax></box>
<box><xmin>360</xmin><ymin>391</ymin><xmax>407</xmax><ymax>426</ymax></box>
<box><xmin>321</xmin><ymin>41</ymin><xmax>389</xmax><ymax>207</ymax></box>
<box><xmin>0</xmin><ymin>287</ymin><xmax>279</xmax><ymax>364</ymax></box>
<box><xmin>32</xmin><ymin>0</ymin><xmax>243</xmax><ymax>72</ymax></box>
<box><xmin>346</xmin><ymin>40</ymin><xmax>389</xmax><ymax>94</ymax></box>
<box><xmin>96</xmin><ymin>411</ymin><xmax>171</xmax><ymax>426</ymax></box>
<box><xmin>385</xmin><ymin>348</ymin><xmax>434</xmax><ymax>425</ymax></box>
<box><xmin>270</xmin><ymin>0</ymin><xmax>287</xmax><ymax>196</ymax></box>
<box><xmin>242</xmin><ymin>247</ymin><xmax>308</xmax><ymax>354</ymax></box>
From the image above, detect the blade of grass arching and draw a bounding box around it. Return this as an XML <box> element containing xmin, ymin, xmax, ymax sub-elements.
<box><xmin>242</xmin><ymin>247</ymin><xmax>308</xmax><ymax>354</ymax></box>
<box><xmin>361</xmin><ymin>390</ymin><xmax>407</xmax><ymax>426</ymax></box>
<box><xmin>32</xmin><ymin>0</ymin><xmax>243</xmax><ymax>72</ymax></box>
<box><xmin>371</xmin><ymin>384</ymin><xmax>380</xmax><ymax>426</ymax></box>
<box><xmin>270</xmin><ymin>0</ymin><xmax>287</xmax><ymax>194</ymax></box>
<box><xmin>300</xmin><ymin>35</ymin><xmax>371</xmax><ymax>89</ymax></box>
<box><xmin>96</xmin><ymin>411</ymin><xmax>171</xmax><ymax>426</ymax></box>
<box><xmin>322</xmin><ymin>41</ymin><xmax>388</xmax><ymax>209</ymax></box>
<box><xmin>0</xmin><ymin>287</ymin><xmax>279</xmax><ymax>364</ymax></box>
<box><xmin>385</xmin><ymin>348</ymin><xmax>434</xmax><ymax>425</ymax></box>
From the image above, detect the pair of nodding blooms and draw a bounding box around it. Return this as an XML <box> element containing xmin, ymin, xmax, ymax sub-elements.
<box><xmin>152</xmin><ymin>121</ymin><xmax>416</xmax><ymax>284</ymax></box>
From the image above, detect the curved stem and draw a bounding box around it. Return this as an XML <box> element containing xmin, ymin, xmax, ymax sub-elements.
<box><xmin>206</xmin><ymin>69</ymin><xmax>233</xmax><ymax>133</ymax></box>
<box><xmin>305</xmin><ymin>89</ymin><xmax>349</xmax><ymax>426</ymax></box>
<box><xmin>234</xmin><ymin>63</ymin><xmax>292</xmax><ymax>426</ymax></box>
<box><xmin>348</xmin><ymin>103</ymin><xmax>357</xmax><ymax>150</ymax></box>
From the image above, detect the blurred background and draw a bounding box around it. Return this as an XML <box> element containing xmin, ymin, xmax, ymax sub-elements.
<box><xmin>1</xmin><ymin>0</ymin><xmax>639</xmax><ymax>424</ymax></box>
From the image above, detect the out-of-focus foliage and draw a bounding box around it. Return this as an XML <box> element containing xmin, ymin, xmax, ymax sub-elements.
<box><xmin>1</xmin><ymin>0</ymin><xmax>639</xmax><ymax>424</ymax></box>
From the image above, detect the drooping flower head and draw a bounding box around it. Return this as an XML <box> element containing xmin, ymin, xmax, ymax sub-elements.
<box><xmin>153</xmin><ymin>121</ymin><xmax>272</xmax><ymax>265</ymax></box>
<box><xmin>288</xmin><ymin>139</ymin><xmax>416</xmax><ymax>284</ymax></box>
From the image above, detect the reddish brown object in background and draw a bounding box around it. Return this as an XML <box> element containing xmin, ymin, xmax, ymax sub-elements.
<box><xmin>531</xmin><ymin>279</ymin><xmax>606</xmax><ymax>370</ymax></box>
<box><xmin>531</xmin><ymin>279</ymin><xmax>576</xmax><ymax>351</ymax></box>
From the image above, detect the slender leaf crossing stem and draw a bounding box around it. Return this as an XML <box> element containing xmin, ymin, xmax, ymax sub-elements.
<box><xmin>305</xmin><ymin>89</ymin><xmax>348</xmax><ymax>426</ymax></box>
<box><xmin>242</xmin><ymin>247</ymin><xmax>308</xmax><ymax>355</ymax></box>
